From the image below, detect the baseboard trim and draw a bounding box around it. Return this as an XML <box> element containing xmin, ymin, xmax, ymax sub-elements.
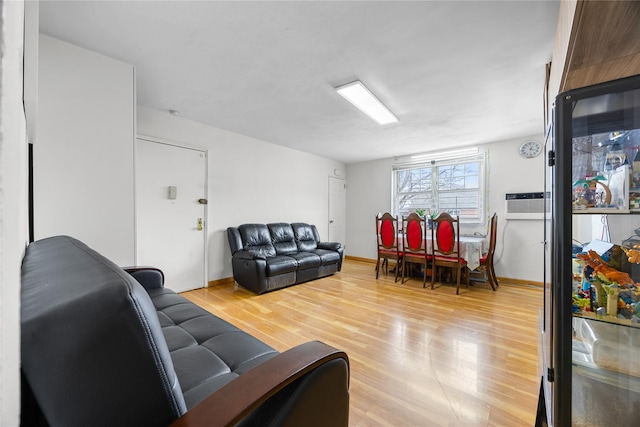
<box><xmin>498</xmin><ymin>277</ymin><xmax>543</xmax><ymax>287</ymax></box>
<box><xmin>207</xmin><ymin>277</ymin><xmax>234</xmax><ymax>287</ymax></box>
<box><xmin>345</xmin><ymin>255</ymin><xmax>377</xmax><ymax>264</ymax></box>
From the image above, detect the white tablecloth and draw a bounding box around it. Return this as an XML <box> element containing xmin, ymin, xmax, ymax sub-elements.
<box><xmin>400</xmin><ymin>234</ymin><xmax>486</xmax><ymax>271</ymax></box>
<box><xmin>453</xmin><ymin>236</ymin><xmax>485</xmax><ymax>271</ymax></box>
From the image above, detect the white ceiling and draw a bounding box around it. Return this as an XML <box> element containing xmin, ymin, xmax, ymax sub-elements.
<box><xmin>38</xmin><ymin>0</ymin><xmax>560</xmax><ymax>164</ymax></box>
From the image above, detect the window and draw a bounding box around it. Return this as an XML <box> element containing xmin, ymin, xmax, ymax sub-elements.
<box><xmin>393</xmin><ymin>150</ymin><xmax>486</xmax><ymax>222</ymax></box>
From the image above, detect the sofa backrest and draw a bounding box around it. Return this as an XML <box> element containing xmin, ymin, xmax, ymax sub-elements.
<box><xmin>237</xmin><ymin>224</ymin><xmax>277</xmax><ymax>257</ymax></box>
<box><xmin>21</xmin><ymin>236</ymin><xmax>187</xmax><ymax>427</ymax></box>
<box><xmin>228</xmin><ymin>223</ymin><xmax>325</xmax><ymax>256</ymax></box>
<box><xmin>292</xmin><ymin>223</ymin><xmax>320</xmax><ymax>252</ymax></box>
<box><xmin>268</xmin><ymin>223</ymin><xmax>298</xmax><ymax>255</ymax></box>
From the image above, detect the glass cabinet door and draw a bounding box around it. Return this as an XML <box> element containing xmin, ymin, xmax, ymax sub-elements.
<box><xmin>553</xmin><ymin>76</ymin><xmax>640</xmax><ymax>427</ymax></box>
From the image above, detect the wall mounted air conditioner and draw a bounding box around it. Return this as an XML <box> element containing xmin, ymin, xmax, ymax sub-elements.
<box><xmin>505</xmin><ymin>192</ymin><xmax>549</xmax><ymax>220</ymax></box>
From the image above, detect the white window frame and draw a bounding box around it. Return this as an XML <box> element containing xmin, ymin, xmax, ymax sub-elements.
<box><xmin>392</xmin><ymin>149</ymin><xmax>486</xmax><ymax>223</ymax></box>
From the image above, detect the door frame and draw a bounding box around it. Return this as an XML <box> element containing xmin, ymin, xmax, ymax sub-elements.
<box><xmin>134</xmin><ymin>134</ymin><xmax>208</xmax><ymax>286</ymax></box>
<box><xmin>328</xmin><ymin>175</ymin><xmax>346</xmax><ymax>244</ymax></box>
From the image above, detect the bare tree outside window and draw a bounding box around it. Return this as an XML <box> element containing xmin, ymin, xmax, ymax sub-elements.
<box><xmin>396</xmin><ymin>168</ymin><xmax>434</xmax><ymax>218</ymax></box>
<box><xmin>395</xmin><ymin>158</ymin><xmax>483</xmax><ymax>220</ymax></box>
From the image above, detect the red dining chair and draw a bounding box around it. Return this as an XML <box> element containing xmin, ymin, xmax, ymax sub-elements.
<box><xmin>375</xmin><ymin>212</ymin><xmax>402</xmax><ymax>282</ymax></box>
<box><xmin>401</xmin><ymin>213</ymin><xmax>432</xmax><ymax>287</ymax></box>
<box><xmin>478</xmin><ymin>213</ymin><xmax>499</xmax><ymax>290</ymax></box>
<box><xmin>431</xmin><ymin>212</ymin><xmax>468</xmax><ymax>294</ymax></box>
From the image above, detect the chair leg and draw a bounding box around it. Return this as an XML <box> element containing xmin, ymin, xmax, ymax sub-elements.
<box><xmin>375</xmin><ymin>257</ymin><xmax>381</xmax><ymax>279</ymax></box>
<box><xmin>422</xmin><ymin>262</ymin><xmax>428</xmax><ymax>288</ymax></box>
<box><xmin>490</xmin><ymin>264</ymin><xmax>499</xmax><ymax>287</ymax></box>
<box><xmin>431</xmin><ymin>264</ymin><xmax>436</xmax><ymax>289</ymax></box>
<box><xmin>486</xmin><ymin>266</ymin><xmax>496</xmax><ymax>291</ymax></box>
<box><xmin>394</xmin><ymin>258</ymin><xmax>401</xmax><ymax>283</ymax></box>
<box><xmin>487</xmin><ymin>273</ymin><xmax>496</xmax><ymax>291</ymax></box>
<box><xmin>401</xmin><ymin>259</ymin><xmax>407</xmax><ymax>284</ymax></box>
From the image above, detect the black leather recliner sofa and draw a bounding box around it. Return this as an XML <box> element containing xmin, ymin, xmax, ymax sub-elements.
<box><xmin>21</xmin><ymin>235</ymin><xmax>350</xmax><ymax>427</ymax></box>
<box><xmin>227</xmin><ymin>222</ymin><xmax>344</xmax><ymax>294</ymax></box>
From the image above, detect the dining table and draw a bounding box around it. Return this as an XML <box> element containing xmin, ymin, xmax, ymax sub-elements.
<box><xmin>399</xmin><ymin>234</ymin><xmax>486</xmax><ymax>271</ymax></box>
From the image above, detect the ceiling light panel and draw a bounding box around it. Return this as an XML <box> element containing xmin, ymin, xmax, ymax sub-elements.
<box><xmin>336</xmin><ymin>81</ymin><xmax>398</xmax><ymax>126</ymax></box>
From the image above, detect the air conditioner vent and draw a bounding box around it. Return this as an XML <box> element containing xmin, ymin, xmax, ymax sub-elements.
<box><xmin>505</xmin><ymin>192</ymin><xmax>549</xmax><ymax>220</ymax></box>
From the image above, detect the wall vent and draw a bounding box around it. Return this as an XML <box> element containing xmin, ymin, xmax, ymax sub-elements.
<box><xmin>505</xmin><ymin>192</ymin><xmax>549</xmax><ymax>220</ymax></box>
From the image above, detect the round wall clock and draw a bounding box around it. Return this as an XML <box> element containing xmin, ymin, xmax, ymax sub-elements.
<box><xmin>519</xmin><ymin>140</ymin><xmax>542</xmax><ymax>158</ymax></box>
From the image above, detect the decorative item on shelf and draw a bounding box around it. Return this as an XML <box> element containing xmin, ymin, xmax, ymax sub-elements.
<box><xmin>575</xmin><ymin>249</ymin><xmax>638</xmax><ymax>319</ymax></box>
<box><xmin>621</xmin><ymin>243</ymin><xmax>640</xmax><ymax>263</ymax></box>
<box><xmin>573</xmin><ymin>175</ymin><xmax>611</xmax><ymax>208</ymax></box>
<box><xmin>631</xmin><ymin>150</ymin><xmax>640</xmax><ymax>207</ymax></box>
<box><xmin>606</xmin><ymin>284</ymin><xmax>622</xmax><ymax>316</ymax></box>
<box><xmin>608</xmin><ymin>164</ymin><xmax>630</xmax><ymax>208</ymax></box>
<box><xmin>603</xmin><ymin>141</ymin><xmax>627</xmax><ymax>171</ymax></box>
<box><xmin>633</xmin><ymin>149</ymin><xmax>640</xmax><ymax>173</ymax></box>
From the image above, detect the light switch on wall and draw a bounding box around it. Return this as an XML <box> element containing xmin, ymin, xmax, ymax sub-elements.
<box><xmin>168</xmin><ymin>186</ymin><xmax>177</xmax><ymax>200</ymax></box>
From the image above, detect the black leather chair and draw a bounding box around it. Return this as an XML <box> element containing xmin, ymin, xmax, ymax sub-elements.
<box><xmin>21</xmin><ymin>236</ymin><xmax>350</xmax><ymax>427</ymax></box>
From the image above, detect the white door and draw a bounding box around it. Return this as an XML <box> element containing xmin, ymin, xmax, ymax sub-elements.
<box><xmin>136</xmin><ymin>138</ymin><xmax>207</xmax><ymax>292</ymax></box>
<box><xmin>328</xmin><ymin>176</ymin><xmax>346</xmax><ymax>244</ymax></box>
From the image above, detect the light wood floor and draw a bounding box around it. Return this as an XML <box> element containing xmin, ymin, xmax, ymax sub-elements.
<box><xmin>182</xmin><ymin>260</ymin><xmax>543</xmax><ymax>427</ymax></box>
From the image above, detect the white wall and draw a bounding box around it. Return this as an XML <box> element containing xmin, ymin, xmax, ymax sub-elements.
<box><xmin>35</xmin><ymin>35</ymin><xmax>135</xmax><ymax>265</ymax></box>
<box><xmin>137</xmin><ymin>106</ymin><xmax>345</xmax><ymax>281</ymax></box>
<box><xmin>0</xmin><ymin>0</ymin><xmax>30</xmax><ymax>424</ymax></box>
<box><xmin>346</xmin><ymin>135</ymin><xmax>546</xmax><ymax>283</ymax></box>
<box><xmin>488</xmin><ymin>136</ymin><xmax>545</xmax><ymax>282</ymax></box>
<box><xmin>346</xmin><ymin>157</ymin><xmax>395</xmax><ymax>258</ymax></box>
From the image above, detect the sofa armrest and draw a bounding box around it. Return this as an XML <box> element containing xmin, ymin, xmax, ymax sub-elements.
<box><xmin>170</xmin><ymin>341</ymin><xmax>350</xmax><ymax>427</ymax></box>
<box><xmin>233</xmin><ymin>251</ymin><xmax>267</xmax><ymax>260</ymax></box>
<box><xmin>123</xmin><ymin>267</ymin><xmax>165</xmax><ymax>290</ymax></box>
<box><xmin>317</xmin><ymin>241</ymin><xmax>342</xmax><ymax>251</ymax></box>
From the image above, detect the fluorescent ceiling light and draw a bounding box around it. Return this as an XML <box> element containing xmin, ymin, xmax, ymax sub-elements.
<box><xmin>335</xmin><ymin>81</ymin><xmax>398</xmax><ymax>125</ymax></box>
<box><xmin>411</xmin><ymin>147</ymin><xmax>479</xmax><ymax>161</ymax></box>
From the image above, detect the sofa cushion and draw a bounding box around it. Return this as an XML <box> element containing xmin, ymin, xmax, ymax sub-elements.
<box><xmin>292</xmin><ymin>223</ymin><xmax>319</xmax><ymax>251</ymax></box>
<box><xmin>311</xmin><ymin>248</ymin><xmax>342</xmax><ymax>265</ymax></box>
<box><xmin>268</xmin><ymin>222</ymin><xmax>298</xmax><ymax>255</ymax></box>
<box><xmin>288</xmin><ymin>251</ymin><xmax>322</xmax><ymax>269</ymax></box>
<box><xmin>239</xmin><ymin>224</ymin><xmax>277</xmax><ymax>258</ymax></box>
<box><xmin>265</xmin><ymin>255</ymin><xmax>298</xmax><ymax>276</ymax></box>
<box><xmin>147</xmin><ymin>287</ymin><xmax>278</xmax><ymax>409</ymax></box>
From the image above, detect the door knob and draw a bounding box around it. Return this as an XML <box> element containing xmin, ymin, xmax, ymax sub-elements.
<box><xmin>197</xmin><ymin>218</ymin><xmax>204</xmax><ymax>231</ymax></box>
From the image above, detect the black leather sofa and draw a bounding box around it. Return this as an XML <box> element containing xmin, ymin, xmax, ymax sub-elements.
<box><xmin>21</xmin><ymin>236</ymin><xmax>350</xmax><ymax>427</ymax></box>
<box><xmin>227</xmin><ymin>222</ymin><xmax>344</xmax><ymax>294</ymax></box>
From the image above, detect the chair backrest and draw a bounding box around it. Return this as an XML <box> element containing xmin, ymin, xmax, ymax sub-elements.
<box><xmin>21</xmin><ymin>236</ymin><xmax>187</xmax><ymax>427</ymax></box>
<box><xmin>403</xmin><ymin>212</ymin><xmax>427</xmax><ymax>254</ymax></box>
<box><xmin>488</xmin><ymin>213</ymin><xmax>498</xmax><ymax>257</ymax></box>
<box><xmin>377</xmin><ymin>212</ymin><xmax>399</xmax><ymax>250</ymax></box>
<box><xmin>432</xmin><ymin>212</ymin><xmax>460</xmax><ymax>257</ymax></box>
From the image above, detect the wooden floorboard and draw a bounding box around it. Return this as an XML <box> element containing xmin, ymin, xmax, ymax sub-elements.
<box><xmin>182</xmin><ymin>259</ymin><xmax>542</xmax><ymax>426</ymax></box>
